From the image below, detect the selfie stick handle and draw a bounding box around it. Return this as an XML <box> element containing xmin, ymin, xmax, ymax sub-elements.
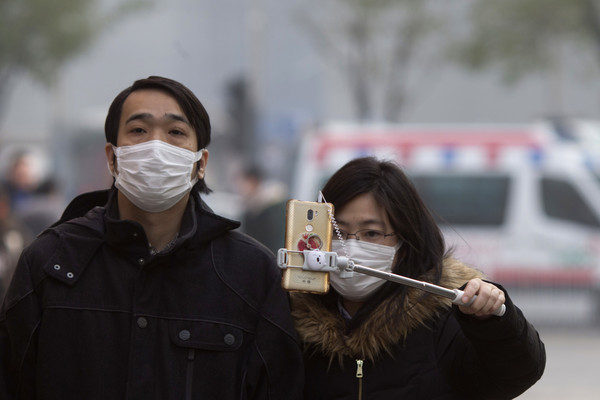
<box><xmin>341</xmin><ymin>258</ymin><xmax>506</xmax><ymax>317</ymax></box>
<box><xmin>276</xmin><ymin>249</ymin><xmax>505</xmax><ymax>317</ymax></box>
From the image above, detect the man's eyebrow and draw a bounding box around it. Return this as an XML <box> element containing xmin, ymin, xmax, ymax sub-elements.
<box><xmin>125</xmin><ymin>112</ymin><xmax>190</xmax><ymax>125</ymax></box>
<box><xmin>164</xmin><ymin>113</ymin><xmax>190</xmax><ymax>125</ymax></box>
<box><xmin>125</xmin><ymin>112</ymin><xmax>153</xmax><ymax>125</ymax></box>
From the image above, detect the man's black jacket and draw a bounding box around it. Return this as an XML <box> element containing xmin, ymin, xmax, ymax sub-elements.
<box><xmin>0</xmin><ymin>188</ymin><xmax>304</xmax><ymax>399</ymax></box>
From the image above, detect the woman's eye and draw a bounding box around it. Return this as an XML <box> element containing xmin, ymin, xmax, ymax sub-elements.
<box><xmin>364</xmin><ymin>230</ymin><xmax>382</xmax><ymax>238</ymax></box>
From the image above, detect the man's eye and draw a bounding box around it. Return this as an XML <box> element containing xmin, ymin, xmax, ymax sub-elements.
<box><xmin>131</xmin><ymin>127</ymin><xmax>145</xmax><ymax>133</ymax></box>
<box><xmin>170</xmin><ymin>129</ymin><xmax>186</xmax><ymax>136</ymax></box>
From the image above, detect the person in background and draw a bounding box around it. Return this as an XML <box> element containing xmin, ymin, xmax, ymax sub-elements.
<box><xmin>237</xmin><ymin>165</ymin><xmax>287</xmax><ymax>254</ymax></box>
<box><xmin>0</xmin><ymin>76</ymin><xmax>303</xmax><ymax>399</ymax></box>
<box><xmin>0</xmin><ymin>188</ymin><xmax>30</xmax><ymax>302</ymax></box>
<box><xmin>1</xmin><ymin>150</ymin><xmax>40</xmax><ymax>213</ymax></box>
<box><xmin>1</xmin><ymin>150</ymin><xmax>63</xmax><ymax>236</ymax></box>
<box><xmin>291</xmin><ymin>156</ymin><xmax>545</xmax><ymax>399</ymax></box>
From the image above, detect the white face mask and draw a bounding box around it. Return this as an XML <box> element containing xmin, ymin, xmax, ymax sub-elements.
<box><xmin>110</xmin><ymin>140</ymin><xmax>204</xmax><ymax>213</ymax></box>
<box><xmin>330</xmin><ymin>239</ymin><xmax>400</xmax><ymax>302</ymax></box>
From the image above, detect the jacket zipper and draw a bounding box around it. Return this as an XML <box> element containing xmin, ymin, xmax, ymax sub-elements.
<box><xmin>185</xmin><ymin>348</ymin><xmax>195</xmax><ymax>400</ymax></box>
<box><xmin>356</xmin><ymin>359</ymin><xmax>364</xmax><ymax>400</ymax></box>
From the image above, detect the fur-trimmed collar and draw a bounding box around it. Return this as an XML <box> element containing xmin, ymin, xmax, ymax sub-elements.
<box><xmin>291</xmin><ymin>258</ymin><xmax>483</xmax><ymax>366</ymax></box>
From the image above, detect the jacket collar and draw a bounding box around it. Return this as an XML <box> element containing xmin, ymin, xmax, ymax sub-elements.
<box><xmin>101</xmin><ymin>188</ymin><xmax>240</xmax><ymax>249</ymax></box>
<box><xmin>43</xmin><ymin>188</ymin><xmax>240</xmax><ymax>285</ymax></box>
<box><xmin>291</xmin><ymin>258</ymin><xmax>483</xmax><ymax>365</ymax></box>
<box><xmin>42</xmin><ymin>213</ymin><xmax>106</xmax><ymax>286</ymax></box>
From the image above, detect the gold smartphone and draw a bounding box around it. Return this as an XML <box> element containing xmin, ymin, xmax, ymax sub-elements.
<box><xmin>281</xmin><ymin>199</ymin><xmax>333</xmax><ymax>294</ymax></box>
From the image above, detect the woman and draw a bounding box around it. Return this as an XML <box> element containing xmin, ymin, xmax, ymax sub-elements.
<box><xmin>291</xmin><ymin>157</ymin><xmax>545</xmax><ymax>399</ymax></box>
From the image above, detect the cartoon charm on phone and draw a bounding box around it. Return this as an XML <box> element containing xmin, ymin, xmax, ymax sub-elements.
<box><xmin>296</xmin><ymin>232</ymin><xmax>323</xmax><ymax>251</ymax></box>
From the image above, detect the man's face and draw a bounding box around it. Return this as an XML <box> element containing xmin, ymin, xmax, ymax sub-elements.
<box><xmin>11</xmin><ymin>155</ymin><xmax>38</xmax><ymax>191</ymax></box>
<box><xmin>105</xmin><ymin>88</ymin><xmax>208</xmax><ymax>181</ymax></box>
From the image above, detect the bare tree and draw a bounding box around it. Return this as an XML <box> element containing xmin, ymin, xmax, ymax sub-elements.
<box><xmin>296</xmin><ymin>0</ymin><xmax>448</xmax><ymax>122</ymax></box>
<box><xmin>0</xmin><ymin>0</ymin><xmax>151</xmax><ymax>121</ymax></box>
<box><xmin>450</xmin><ymin>0</ymin><xmax>600</xmax><ymax>84</ymax></box>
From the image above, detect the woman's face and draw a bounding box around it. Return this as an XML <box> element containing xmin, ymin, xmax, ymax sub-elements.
<box><xmin>334</xmin><ymin>192</ymin><xmax>399</xmax><ymax>247</ymax></box>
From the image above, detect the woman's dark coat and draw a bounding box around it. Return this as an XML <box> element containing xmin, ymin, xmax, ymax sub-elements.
<box><xmin>292</xmin><ymin>259</ymin><xmax>545</xmax><ymax>399</ymax></box>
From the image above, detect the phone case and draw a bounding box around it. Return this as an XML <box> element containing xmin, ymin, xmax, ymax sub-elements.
<box><xmin>281</xmin><ymin>199</ymin><xmax>333</xmax><ymax>294</ymax></box>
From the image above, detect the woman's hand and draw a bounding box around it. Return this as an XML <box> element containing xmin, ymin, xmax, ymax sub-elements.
<box><xmin>458</xmin><ymin>278</ymin><xmax>506</xmax><ymax>319</ymax></box>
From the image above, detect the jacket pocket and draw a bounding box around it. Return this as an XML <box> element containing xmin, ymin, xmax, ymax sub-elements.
<box><xmin>169</xmin><ymin>320</ymin><xmax>244</xmax><ymax>400</ymax></box>
<box><xmin>169</xmin><ymin>320</ymin><xmax>243</xmax><ymax>351</ymax></box>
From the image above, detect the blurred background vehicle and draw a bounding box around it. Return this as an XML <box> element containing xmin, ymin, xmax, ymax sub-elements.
<box><xmin>292</xmin><ymin>122</ymin><xmax>600</xmax><ymax>326</ymax></box>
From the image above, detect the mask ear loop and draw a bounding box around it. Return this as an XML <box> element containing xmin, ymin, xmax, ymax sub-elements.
<box><xmin>318</xmin><ymin>191</ymin><xmax>351</xmax><ymax>262</ymax></box>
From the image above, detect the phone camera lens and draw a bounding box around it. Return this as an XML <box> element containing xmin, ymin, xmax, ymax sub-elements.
<box><xmin>307</xmin><ymin>209</ymin><xmax>314</xmax><ymax>220</ymax></box>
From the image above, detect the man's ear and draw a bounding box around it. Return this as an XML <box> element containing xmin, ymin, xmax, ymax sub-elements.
<box><xmin>105</xmin><ymin>143</ymin><xmax>116</xmax><ymax>175</ymax></box>
<box><xmin>196</xmin><ymin>149</ymin><xmax>209</xmax><ymax>180</ymax></box>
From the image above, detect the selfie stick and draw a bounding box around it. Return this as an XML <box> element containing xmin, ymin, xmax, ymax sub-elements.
<box><xmin>277</xmin><ymin>249</ymin><xmax>506</xmax><ymax>317</ymax></box>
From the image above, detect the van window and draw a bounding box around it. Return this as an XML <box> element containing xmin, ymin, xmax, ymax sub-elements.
<box><xmin>541</xmin><ymin>177</ymin><xmax>600</xmax><ymax>228</ymax></box>
<box><xmin>411</xmin><ymin>174</ymin><xmax>510</xmax><ymax>226</ymax></box>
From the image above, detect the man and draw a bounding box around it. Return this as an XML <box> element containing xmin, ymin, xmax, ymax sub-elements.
<box><xmin>0</xmin><ymin>76</ymin><xmax>304</xmax><ymax>399</ymax></box>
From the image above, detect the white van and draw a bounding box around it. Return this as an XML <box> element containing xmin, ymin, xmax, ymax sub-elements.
<box><xmin>291</xmin><ymin>122</ymin><xmax>600</xmax><ymax>323</ymax></box>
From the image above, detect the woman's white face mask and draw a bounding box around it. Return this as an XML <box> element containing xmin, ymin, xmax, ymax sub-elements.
<box><xmin>110</xmin><ymin>140</ymin><xmax>204</xmax><ymax>212</ymax></box>
<box><xmin>330</xmin><ymin>239</ymin><xmax>401</xmax><ymax>302</ymax></box>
